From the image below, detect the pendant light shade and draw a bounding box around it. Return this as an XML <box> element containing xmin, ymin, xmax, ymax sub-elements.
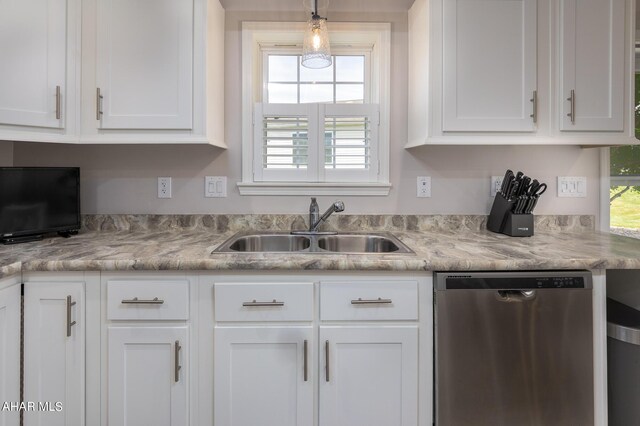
<box><xmin>301</xmin><ymin>2</ymin><xmax>331</xmax><ymax>69</ymax></box>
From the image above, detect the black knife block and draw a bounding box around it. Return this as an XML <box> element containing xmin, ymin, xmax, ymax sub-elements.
<box><xmin>487</xmin><ymin>193</ymin><xmax>534</xmax><ymax>237</ymax></box>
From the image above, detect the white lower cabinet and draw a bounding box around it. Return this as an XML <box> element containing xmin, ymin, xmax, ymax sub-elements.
<box><xmin>214</xmin><ymin>327</ymin><xmax>314</xmax><ymax>426</ymax></box>
<box><xmin>23</xmin><ymin>281</ymin><xmax>85</xmax><ymax>426</ymax></box>
<box><xmin>319</xmin><ymin>326</ymin><xmax>419</xmax><ymax>426</ymax></box>
<box><xmin>108</xmin><ymin>327</ymin><xmax>188</xmax><ymax>426</ymax></box>
<box><xmin>103</xmin><ymin>275</ymin><xmax>192</xmax><ymax>426</ymax></box>
<box><xmin>212</xmin><ymin>277</ymin><xmax>427</xmax><ymax>426</ymax></box>
<box><xmin>0</xmin><ymin>280</ymin><xmax>20</xmax><ymax>426</ymax></box>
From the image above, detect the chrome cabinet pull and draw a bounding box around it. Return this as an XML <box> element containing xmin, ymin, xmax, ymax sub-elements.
<box><xmin>303</xmin><ymin>340</ymin><xmax>308</xmax><ymax>382</ymax></box>
<box><xmin>529</xmin><ymin>90</ymin><xmax>537</xmax><ymax>123</ymax></box>
<box><xmin>351</xmin><ymin>297</ymin><xmax>392</xmax><ymax>305</ymax></box>
<box><xmin>242</xmin><ymin>299</ymin><xmax>285</xmax><ymax>307</ymax></box>
<box><xmin>567</xmin><ymin>89</ymin><xmax>575</xmax><ymax>124</ymax></box>
<box><xmin>325</xmin><ymin>340</ymin><xmax>330</xmax><ymax>382</ymax></box>
<box><xmin>96</xmin><ymin>88</ymin><xmax>103</xmax><ymax>120</ymax></box>
<box><xmin>174</xmin><ymin>340</ymin><xmax>182</xmax><ymax>382</ymax></box>
<box><xmin>55</xmin><ymin>85</ymin><xmax>61</xmax><ymax>120</ymax></box>
<box><xmin>66</xmin><ymin>295</ymin><xmax>76</xmax><ymax>337</ymax></box>
<box><xmin>121</xmin><ymin>297</ymin><xmax>164</xmax><ymax>305</ymax></box>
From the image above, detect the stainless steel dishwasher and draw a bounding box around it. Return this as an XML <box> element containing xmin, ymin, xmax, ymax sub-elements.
<box><xmin>434</xmin><ymin>271</ymin><xmax>594</xmax><ymax>426</ymax></box>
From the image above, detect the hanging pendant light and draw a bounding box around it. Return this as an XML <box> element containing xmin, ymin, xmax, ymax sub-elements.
<box><xmin>301</xmin><ymin>0</ymin><xmax>331</xmax><ymax>69</ymax></box>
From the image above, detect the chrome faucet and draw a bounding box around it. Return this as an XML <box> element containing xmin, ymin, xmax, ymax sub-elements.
<box><xmin>308</xmin><ymin>199</ymin><xmax>345</xmax><ymax>232</ymax></box>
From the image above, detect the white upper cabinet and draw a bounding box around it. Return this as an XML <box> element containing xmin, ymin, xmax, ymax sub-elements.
<box><xmin>0</xmin><ymin>0</ymin><xmax>66</xmax><ymax>128</ymax></box>
<box><xmin>81</xmin><ymin>0</ymin><xmax>226</xmax><ymax>145</ymax></box>
<box><xmin>559</xmin><ymin>0</ymin><xmax>625</xmax><ymax>132</ymax></box>
<box><xmin>408</xmin><ymin>0</ymin><xmax>636</xmax><ymax>146</ymax></box>
<box><xmin>0</xmin><ymin>0</ymin><xmax>79</xmax><ymax>141</ymax></box>
<box><xmin>442</xmin><ymin>0</ymin><xmax>537</xmax><ymax>132</ymax></box>
<box><xmin>95</xmin><ymin>0</ymin><xmax>194</xmax><ymax>130</ymax></box>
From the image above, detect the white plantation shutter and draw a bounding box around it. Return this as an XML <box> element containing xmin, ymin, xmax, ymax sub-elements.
<box><xmin>321</xmin><ymin>104</ymin><xmax>379</xmax><ymax>182</ymax></box>
<box><xmin>254</xmin><ymin>103</ymin><xmax>319</xmax><ymax>181</ymax></box>
<box><xmin>254</xmin><ymin>103</ymin><xmax>379</xmax><ymax>183</ymax></box>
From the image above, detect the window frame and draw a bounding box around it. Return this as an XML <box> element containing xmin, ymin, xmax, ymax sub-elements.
<box><xmin>239</xmin><ymin>21</ymin><xmax>391</xmax><ymax>196</ymax></box>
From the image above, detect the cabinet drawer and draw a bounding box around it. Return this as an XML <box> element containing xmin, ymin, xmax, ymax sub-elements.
<box><xmin>107</xmin><ymin>280</ymin><xmax>189</xmax><ymax>320</ymax></box>
<box><xmin>215</xmin><ymin>283</ymin><xmax>313</xmax><ymax>322</ymax></box>
<box><xmin>320</xmin><ymin>281</ymin><xmax>418</xmax><ymax>321</ymax></box>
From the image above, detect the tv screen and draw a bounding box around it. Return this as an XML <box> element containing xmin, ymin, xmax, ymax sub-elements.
<box><xmin>0</xmin><ymin>167</ymin><xmax>80</xmax><ymax>239</ymax></box>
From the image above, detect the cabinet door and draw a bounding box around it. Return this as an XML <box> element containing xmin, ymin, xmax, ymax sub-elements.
<box><xmin>214</xmin><ymin>327</ymin><xmax>314</xmax><ymax>426</ymax></box>
<box><xmin>319</xmin><ymin>326</ymin><xmax>418</xmax><ymax>426</ymax></box>
<box><xmin>108</xmin><ymin>327</ymin><xmax>188</xmax><ymax>426</ymax></box>
<box><xmin>442</xmin><ymin>0</ymin><xmax>537</xmax><ymax>132</ymax></box>
<box><xmin>24</xmin><ymin>282</ymin><xmax>84</xmax><ymax>426</ymax></box>
<box><xmin>0</xmin><ymin>0</ymin><xmax>66</xmax><ymax>128</ymax></box>
<box><xmin>96</xmin><ymin>0</ymin><xmax>193</xmax><ymax>130</ymax></box>
<box><xmin>559</xmin><ymin>0</ymin><xmax>625</xmax><ymax>131</ymax></box>
<box><xmin>0</xmin><ymin>284</ymin><xmax>20</xmax><ymax>426</ymax></box>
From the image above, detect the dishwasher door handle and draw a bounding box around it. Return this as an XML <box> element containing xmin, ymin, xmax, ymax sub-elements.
<box><xmin>496</xmin><ymin>290</ymin><xmax>536</xmax><ymax>302</ymax></box>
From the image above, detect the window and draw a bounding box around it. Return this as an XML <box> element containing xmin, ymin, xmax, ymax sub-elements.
<box><xmin>239</xmin><ymin>22</ymin><xmax>391</xmax><ymax>196</ymax></box>
<box><xmin>609</xmin><ymin>72</ymin><xmax>640</xmax><ymax>239</ymax></box>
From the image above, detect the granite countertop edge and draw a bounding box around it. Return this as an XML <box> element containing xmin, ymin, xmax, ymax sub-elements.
<box><xmin>1</xmin><ymin>226</ymin><xmax>640</xmax><ymax>279</ymax></box>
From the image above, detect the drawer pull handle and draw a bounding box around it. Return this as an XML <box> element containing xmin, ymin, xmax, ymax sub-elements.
<box><xmin>96</xmin><ymin>87</ymin><xmax>103</xmax><ymax>120</ymax></box>
<box><xmin>242</xmin><ymin>299</ymin><xmax>285</xmax><ymax>307</ymax></box>
<box><xmin>351</xmin><ymin>297</ymin><xmax>392</xmax><ymax>305</ymax></box>
<box><xmin>567</xmin><ymin>89</ymin><xmax>575</xmax><ymax>124</ymax></box>
<box><xmin>174</xmin><ymin>340</ymin><xmax>182</xmax><ymax>383</ymax></box>
<box><xmin>66</xmin><ymin>295</ymin><xmax>76</xmax><ymax>337</ymax></box>
<box><xmin>121</xmin><ymin>297</ymin><xmax>165</xmax><ymax>305</ymax></box>
<box><xmin>303</xmin><ymin>340</ymin><xmax>308</xmax><ymax>382</ymax></box>
<box><xmin>55</xmin><ymin>85</ymin><xmax>62</xmax><ymax>120</ymax></box>
<box><xmin>325</xmin><ymin>340</ymin><xmax>330</xmax><ymax>382</ymax></box>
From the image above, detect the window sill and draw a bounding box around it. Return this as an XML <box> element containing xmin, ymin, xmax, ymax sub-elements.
<box><xmin>236</xmin><ymin>182</ymin><xmax>392</xmax><ymax>196</ymax></box>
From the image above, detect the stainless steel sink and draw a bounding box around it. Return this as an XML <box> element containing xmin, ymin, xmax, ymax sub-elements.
<box><xmin>317</xmin><ymin>234</ymin><xmax>409</xmax><ymax>253</ymax></box>
<box><xmin>224</xmin><ymin>234</ymin><xmax>311</xmax><ymax>252</ymax></box>
<box><xmin>214</xmin><ymin>232</ymin><xmax>413</xmax><ymax>254</ymax></box>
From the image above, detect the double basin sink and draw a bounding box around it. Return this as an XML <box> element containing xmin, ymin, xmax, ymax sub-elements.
<box><xmin>215</xmin><ymin>231</ymin><xmax>413</xmax><ymax>254</ymax></box>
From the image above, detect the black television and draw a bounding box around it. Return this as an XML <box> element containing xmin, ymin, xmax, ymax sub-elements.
<box><xmin>0</xmin><ymin>167</ymin><xmax>80</xmax><ymax>243</ymax></box>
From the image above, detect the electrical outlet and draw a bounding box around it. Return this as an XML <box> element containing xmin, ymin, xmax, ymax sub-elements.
<box><xmin>491</xmin><ymin>176</ymin><xmax>504</xmax><ymax>197</ymax></box>
<box><xmin>158</xmin><ymin>177</ymin><xmax>172</xmax><ymax>199</ymax></box>
<box><xmin>205</xmin><ymin>176</ymin><xmax>227</xmax><ymax>198</ymax></box>
<box><xmin>417</xmin><ymin>176</ymin><xmax>431</xmax><ymax>198</ymax></box>
<box><xmin>557</xmin><ymin>176</ymin><xmax>586</xmax><ymax>198</ymax></box>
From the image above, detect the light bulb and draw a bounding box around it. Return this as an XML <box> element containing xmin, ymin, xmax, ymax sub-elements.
<box><xmin>312</xmin><ymin>30</ymin><xmax>321</xmax><ymax>49</ymax></box>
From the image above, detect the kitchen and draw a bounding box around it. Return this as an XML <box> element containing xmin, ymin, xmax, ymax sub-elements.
<box><xmin>0</xmin><ymin>0</ymin><xmax>639</xmax><ymax>425</ymax></box>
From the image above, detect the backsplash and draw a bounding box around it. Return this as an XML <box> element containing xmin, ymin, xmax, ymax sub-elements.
<box><xmin>82</xmin><ymin>214</ymin><xmax>595</xmax><ymax>233</ymax></box>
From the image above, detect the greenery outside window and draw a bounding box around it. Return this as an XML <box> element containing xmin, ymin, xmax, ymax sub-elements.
<box><xmin>610</xmin><ymin>73</ymin><xmax>640</xmax><ymax>237</ymax></box>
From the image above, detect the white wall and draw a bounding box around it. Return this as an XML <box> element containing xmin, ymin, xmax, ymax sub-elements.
<box><xmin>11</xmin><ymin>9</ymin><xmax>602</xmax><ymax>217</ymax></box>
<box><xmin>0</xmin><ymin>142</ymin><xmax>13</xmax><ymax>166</ymax></box>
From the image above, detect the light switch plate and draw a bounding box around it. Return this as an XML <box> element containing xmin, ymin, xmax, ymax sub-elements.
<box><xmin>557</xmin><ymin>176</ymin><xmax>586</xmax><ymax>198</ymax></box>
<box><xmin>158</xmin><ymin>177</ymin><xmax>172</xmax><ymax>199</ymax></box>
<box><xmin>491</xmin><ymin>176</ymin><xmax>504</xmax><ymax>197</ymax></box>
<box><xmin>205</xmin><ymin>176</ymin><xmax>227</xmax><ymax>198</ymax></box>
<box><xmin>417</xmin><ymin>176</ymin><xmax>431</xmax><ymax>198</ymax></box>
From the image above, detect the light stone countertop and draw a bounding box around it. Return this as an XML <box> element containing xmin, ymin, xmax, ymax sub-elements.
<box><xmin>0</xmin><ymin>214</ymin><xmax>639</xmax><ymax>279</ymax></box>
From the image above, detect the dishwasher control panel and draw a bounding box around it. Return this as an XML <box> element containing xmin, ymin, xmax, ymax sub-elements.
<box><xmin>436</xmin><ymin>271</ymin><xmax>592</xmax><ymax>290</ymax></box>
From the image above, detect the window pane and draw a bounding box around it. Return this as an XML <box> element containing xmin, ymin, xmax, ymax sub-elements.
<box><xmin>300</xmin><ymin>58</ymin><xmax>333</xmax><ymax>82</ymax></box>
<box><xmin>268</xmin><ymin>83</ymin><xmax>298</xmax><ymax>103</ymax></box>
<box><xmin>300</xmin><ymin>84</ymin><xmax>333</xmax><ymax>103</ymax></box>
<box><xmin>268</xmin><ymin>55</ymin><xmax>298</xmax><ymax>82</ymax></box>
<box><xmin>336</xmin><ymin>56</ymin><xmax>364</xmax><ymax>82</ymax></box>
<box><xmin>336</xmin><ymin>84</ymin><xmax>364</xmax><ymax>104</ymax></box>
